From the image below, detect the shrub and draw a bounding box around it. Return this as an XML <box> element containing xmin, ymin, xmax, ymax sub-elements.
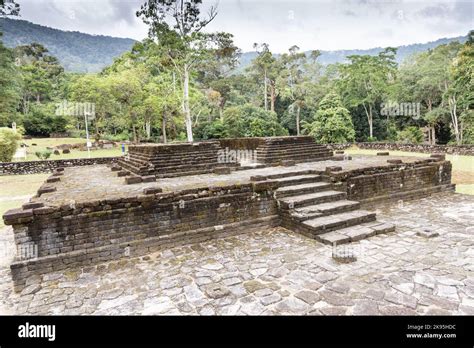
<box><xmin>0</xmin><ymin>127</ymin><xmax>22</xmax><ymax>162</ymax></box>
<box><xmin>23</xmin><ymin>103</ymin><xmax>70</xmax><ymax>137</ymax></box>
<box><xmin>194</xmin><ymin>119</ymin><xmax>227</xmax><ymax>140</ymax></box>
<box><xmin>304</xmin><ymin>92</ymin><xmax>355</xmax><ymax>144</ymax></box>
<box><xmin>222</xmin><ymin>104</ymin><xmax>288</xmax><ymax>138</ymax></box>
<box><xmin>397</xmin><ymin>126</ymin><xmax>424</xmax><ymax>144</ymax></box>
<box><xmin>460</xmin><ymin>110</ymin><xmax>474</xmax><ymax>144</ymax></box>
<box><xmin>35</xmin><ymin>150</ymin><xmax>53</xmax><ymax>160</ymax></box>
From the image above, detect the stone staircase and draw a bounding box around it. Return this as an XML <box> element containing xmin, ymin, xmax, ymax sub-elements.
<box><xmin>271</xmin><ymin>172</ymin><xmax>395</xmax><ymax>245</ymax></box>
<box><xmin>117</xmin><ymin>141</ymin><xmax>239</xmax><ymax>178</ymax></box>
<box><xmin>256</xmin><ymin>136</ymin><xmax>333</xmax><ymax>164</ymax></box>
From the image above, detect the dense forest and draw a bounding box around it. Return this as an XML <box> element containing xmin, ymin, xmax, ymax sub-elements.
<box><xmin>0</xmin><ymin>0</ymin><xmax>473</xmax><ymax>147</ymax></box>
<box><xmin>0</xmin><ymin>18</ymin><xmax>136</xmax><ymax>72</ymax></box>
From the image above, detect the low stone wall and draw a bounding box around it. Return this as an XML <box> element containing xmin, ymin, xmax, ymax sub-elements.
<box><xmin>357</xmin><ymin>142</ymin><xmax>474</xmax><ymax>156</ymax></box>
<box><xmin>4</xmin><ymin>183</ymin><xmax>278</xmax><ymax>291</ymax></box>
<box><xmin>325</xmin><ymin>143</ymin><xmax>353</xmax><ymax>151</ymax></box>
<box><xmin>324</xmin><ymin>142</ymin><xmax>474</xmax><ymax>155</ymax></box>
<box><xmin>326</xmin><ymin>158</ymin><xmax>454</xmax><ymax>203</ymax></box>
<box><xmin>0</xmin><ymin>157</ymin><xmax>121</xmax><ymax>175</ymax></box>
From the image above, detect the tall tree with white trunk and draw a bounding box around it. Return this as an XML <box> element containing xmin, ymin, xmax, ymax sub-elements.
<box><xmin>137</xmin><ymin>0</ymin><xmax>220</xmax><ymax>142</ymax></box>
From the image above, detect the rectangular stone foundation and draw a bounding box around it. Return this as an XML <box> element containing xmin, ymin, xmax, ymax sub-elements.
<box><xmin>3</xmin><ymin>154</ymin><xmax>455</xmax><ymax>292</ymax></box>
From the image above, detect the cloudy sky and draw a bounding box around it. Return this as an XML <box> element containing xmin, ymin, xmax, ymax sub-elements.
<box><xmin>16</xmin><ymin>0</ymin><xmax>474</xmax><ymax>52</ymax></box>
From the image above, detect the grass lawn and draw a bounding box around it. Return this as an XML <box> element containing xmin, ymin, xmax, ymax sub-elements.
<box><xmin>0</xmin><ymin>174</ymin><xmax>49</xmax><ymax>228</ymax></box>
<box><xmin>17</xmin><ymin>137</ymin><xmax>125</xmax><ymax>162</ymax></box>
<box><xmin>345</xmin><ymin>147</ymin><xmax>474</xmax><ymax>195</ymax></box>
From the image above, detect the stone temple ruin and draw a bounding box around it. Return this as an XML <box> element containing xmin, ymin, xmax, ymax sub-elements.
<box><xmin>2</xmin><ymin>136</ymin><xmax>455</xmax><ymax>292</ymax></box>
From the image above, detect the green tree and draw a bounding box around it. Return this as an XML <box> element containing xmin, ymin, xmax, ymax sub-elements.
<box><xmin>278</xmin><ymin>46</ymin><xmax>322</xmax><ymax>135</ymax></box>
<box><xmin>14</xmin><ymin>43</ymin><xmax>64</xmax><ymax>113</ymax></box>
<box><xmin>0</xmin><ymin>35</ymin><xmax>21</xmax><ymax>126</ymax></box>
<box><xmin>303</xmin><ymin>91</ymin><xmax>355</xmax><ymax>144</ymax></box>
<box><xmin>69</xmin><ymin>74</ymin><xmax>118</xmax><ymax>139</ymax></box>
<box><xmin>141</xmin><ymin>73</ymin><xmax>182</xmax><ymax>142</ymax></box>
<box><xmin>397</xmin><ymin>126</ymin><xmax>424</xmax><ymax>144</ymax></box>
<box><xmin>337</xmin><ymin>48</ymin><xmax>397</xmax><ymax>139</ymax></box>
<box><xmin>137</xmin><ymin>0</ymin><xmax>236</xmax><ymax>142</ymax></box>
<box><xmin>22</xmin><ymin>103</ymin><xmax>69</xmax><ymax>136</ymax></box>
<box><xmin>249</xmin><ymin>43</ymin><xmax>281</xmax><ymax>112</ymax></box>
<box><xmin>451</xmin><ymin>31</ymin><xmax>474</xmax><ymax>144</ymax></box>
<box><xmin>108</xmin><ymin>67</ymin><xmax>148</xmax><ymax>142</ymax></box>
<box><xmin>222</xmin><ymin>104</ymin><xmax>288</xmax><ymax>137</ymax></box>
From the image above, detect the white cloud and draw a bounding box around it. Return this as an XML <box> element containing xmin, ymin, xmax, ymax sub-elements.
<box><xmin>17</xmin><ymin>0</ymin><xmax>473</xmax><ymax>52</ymax></box>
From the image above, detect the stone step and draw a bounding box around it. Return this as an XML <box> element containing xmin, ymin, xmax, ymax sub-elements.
<box><xmin>154</xmin><ymin>162</ymin><xmax>237</xmax><ymax>173</ymax></box>
<box><xmin>257</xmin><ymin>149</ymin><xmax>332</xmax><ymax>159</ymax></box>
<box><xmin>265</xmin><ymin>170</ymin><xmax>320</xmax><ymax>180</ymax></box>
<box><xmin>302</xmin><ymin>210</ymin><xmax>377</xmax><ymax>236</ymax></box>
<box><xmin>273</xmin><ymin>174</ymin><xmax>323</xmax><ymax>187</ymax></box>
<box><xmin>259</xmin><ymin>154</ymin><xmax>333</xmax><ymax>164</ymax></box>
<box><xmin>117</xmin><ymin>160</ymin><xmax>152</xmax><ymax>176</ymax></box>
<box><xmin>316</xmin><ymin>221</ymin><xmax>396</xmax><ymax>245</ymax></box>
<box><xmin>275</xmin><ymin>182</ymin><xmax>332</xmax><ymax>198</ymax></box>
<box><xmin>257</xmin><ymin>144</ymin><xmax>330</xmax><ymax>153</ymax></box>
<box><xmin>288</xmin><ymin>200</ymin><xmax>361</xmax><ymax>221</ymax></box>
<box><xmin>144</xmin><ymin>154</ymin><xmax>220</xmax><ymax>163</ymax></box>
<box><xmin>237</xmin><ymin>163</ymin><xmax>267</xmax><ymax>170</ymax></box>
<box><xmin>131</xmin><ymin>148</ymin><xmax>219</xmax><ymax>156</ymax></box>
<box><xmin>155</xmin><ymin>168</ymin><xmax>217</xmax><ymax>178</ymax></box>
<box><xmin>278</xmin><ymin>190</ymin><xmax>347</xmax><ymax>208</ymax></box>
<box><xmin>261</xmin><ymin>138</ymin><xmax>318</xmax><ymax>145</ymax></box>
<box><xmin>257</xmin><ymin>145</ymin><xmax>331</xmax><ymax>153</ymax></box>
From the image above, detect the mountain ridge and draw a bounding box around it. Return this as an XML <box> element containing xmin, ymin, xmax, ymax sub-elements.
<box><xmin>0</xmin><ymin>18</ymin><xmax>136</xmax><ymax>72</ymax></box>
<box><xmin>0</xmin><ymin>18</ymin><xmax>468</xmax><ymax>73</ymax></box>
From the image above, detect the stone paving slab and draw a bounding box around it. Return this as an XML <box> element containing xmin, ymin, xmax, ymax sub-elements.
<box><xmin>34</xmin><ymin>155</ymin><xmax>422</xmax><ymax>207</ymax></box>
<box><xmin>0</xmin><ymin>192</ymin><xmax>472</xmax><ymax>315</ymax></box>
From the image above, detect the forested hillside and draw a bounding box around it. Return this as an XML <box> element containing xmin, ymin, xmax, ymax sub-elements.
<box><xmin>238</xmin><ymin>36</ymin><xmax>468</xmax><ymax>71</ymax></box>
<box><xmin>0</xmin><ymin>18</ymin><xmax>136</xmax><ymax>72</ymax></box>
<box><xmin>0</xmin><ymin>18</ymin><xmax>467</xmax><ymax>73</ymax></box>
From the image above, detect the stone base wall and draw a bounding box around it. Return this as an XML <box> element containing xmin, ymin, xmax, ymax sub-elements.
<box><xmin>0</xmin><ymin>157</ymin><xmax>121</xmax><ymax>175</ymax></box>
<box><xmin>326</xmin><ymin>159</ymin><xmax>454</xmax><ymax>203</ymax></box>
<box><xmin>5</xmin><ymin>184</ymin><xmax>278</xmax><ymax>291</ymax></box>
<box><xmin>325</xmin><ymin>144</ymin><xmax>353</xmax><ymax>151</ymax></box>
<box><xmin>357</xmin><ymin>143</ymin><xmax>474</xmax><ymax>156</ymax></box>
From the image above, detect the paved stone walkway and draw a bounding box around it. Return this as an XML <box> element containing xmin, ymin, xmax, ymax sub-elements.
<box><xmin>0</xmin><ymin>192</ymin><xmax>473</xmax><ymax>315</ymax></box>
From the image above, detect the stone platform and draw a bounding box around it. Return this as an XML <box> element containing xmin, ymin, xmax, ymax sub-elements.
<box><xmin>114</xmin><ymin>136</ymin><xmax>335</xmax><ymax>181</ymax></box>
<box><xmin>2</xmin><ymin>151</ymin><xmax>455</xmax><ymax>292</ymax></box>
<box><xmin>1</xmin><ymin>192</ymin><xmax>473</xmax><ymax>315</ymax></box>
